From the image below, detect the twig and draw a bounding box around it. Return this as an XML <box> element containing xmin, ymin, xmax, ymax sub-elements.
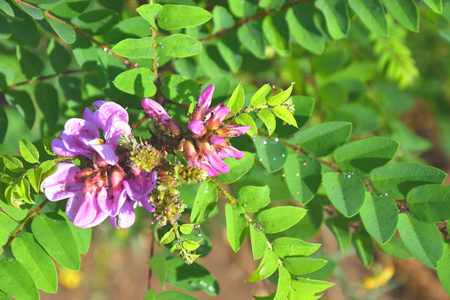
<box><xmin>208</xmin><ymin>177</ymin><xmax>237</xmax><ymax>205</ymax></box>
<box><xmin>147</xmin><ymin>234</ymin><xmax>155</xmax><ymax>289</ymax></box>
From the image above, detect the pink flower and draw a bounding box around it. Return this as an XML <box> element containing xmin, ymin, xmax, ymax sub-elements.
<box><xmin>186</xmin><ymin>85</ymin><xmax>250</xmax><ymax>176</ymax></box>
<box><xmin>51</xmin><ymin>101</ymin><xmax>131</xmax><ymax>165</ymax></box>
<box><xmin>142</xmin><ymin>98</ymin><xmax>181</xmax><ymax>135</ymax></box>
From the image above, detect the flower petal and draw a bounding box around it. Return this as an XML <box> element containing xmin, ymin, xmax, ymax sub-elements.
<box><xmin>72</xmin><ymin>192</ymin><xmax>97</xmax><ymax>228</ymax></box>
<box><xmin>42</xmin><ymin>163</ymin><xmax>80</xmax><ymax>189</ymax></box>
<box><xmin>104</xmin><ymin>119</ymin><xmax>131</xmax><ymax>147</ymax></box>
<box><xmin>89</xmin><ymin>142</ymin><xmax>119</xmax><ymax>165</ymax></box>
<box><xmin>205</xmin><ymin>106</ymin><xmax>230</xmax><ymax>130</ymax></box>
<box><xmin>142</xmin><ymin>98</ymin><xmax>171</xmax><ymax>122</ymax></box>
<box><xmin>188</xmin><ymin>120</ymin><xmax>207</xmax><ymax>137</ymax></box>
<box><xmin>191</xmin><ymin>85</ymin><xmax>215</xmax><ymax>121</ymax></box>
<box><xmin>51</xmin><ymin>138</ymin><xmax>79</xmax><ymax>157</ymax></box>
<box><xmin>94</xmin><ymin>102</ymin><xmax>128</xmax><ymax>129</ymax></box>
<box><xmin>66</xmin><ymin>192</ymin><xmax>84</xmax><ymax>222</ymax></box>
<box><xmin>218</xmin><ymin>125</ymin><xmax>251</xmax><ymax>138</ymax></box>
<box><xmin>110</xmin><ymin>200</ymin><xmax>136</xmax><ymax>229</ymax></box>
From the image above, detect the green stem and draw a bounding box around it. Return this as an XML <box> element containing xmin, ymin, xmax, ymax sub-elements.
<box><xmin>208</xmin><ymin>177</ymin><xmax>237</xmax><ymax>205</ymax></box>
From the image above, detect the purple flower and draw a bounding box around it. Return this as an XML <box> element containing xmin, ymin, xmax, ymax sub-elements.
<box><xmin>43</xmin><ymin>101</ymin><xmax>157</xmax><ymax>229</ymax></box>
<box><xmin>51</xmin><ymin>101</ymin><xmax>131</xmax><ymax>165</ymax></box>
<box><xmin>142</xmin><ymin>98</ymin><xmax>181</xmax><ymax>136</ymax></box>
<box><xmin>186</xmin><ymin>85</ymin><xmax>250</xmax><ymax>176</ymax></box>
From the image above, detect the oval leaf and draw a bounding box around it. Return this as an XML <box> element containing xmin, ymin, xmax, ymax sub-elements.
<box><xmin>348</xmin><ymin>0</ymin><xmax>388</xmax><ymax>36</ymax></box>
<box><xmin>253</xmin><ymin>135</ymin><xmax>287</xmax><ymax>173</ymax></box>
<box><xmin>225</xmin><ymin>203</ymin><xmax>248</xmax><ymax>252</ymax></box>
<box><xmin>157</xmin><ymin>5</ymin><xmax>212</xmax><ymax>30</ymax></box>
<box><xmin>217</xmin><ymin>152</ymin><xmax>254</xmax><ymax>184</ymax></box>
<box><xmin>113</xmin><ymin>67</ymin><xmax>156</xmax><ymax>97</ymax></box>
<box><xmin>0</xmin><ymin>258</ymin><xmax>39</xmax><ymax>300</ymax></box>
<box><xmin>159</xmin><ymin>34</ymin><xmax>202</xmax><ymax>58</ymax></box>
<box><xmin>111</xmin><ymin>37</ymin><xmax>157</xmax><ymax>59</ymax></box>
<box><xmin>246</xmin><ymin>248</ymin><xmax>278</xmax><ymax>282</ymax></box>
<box><xmin>407</xmin><ymin>184</ymin><xmax>450</xmax><ymax>223</ymax></box>
<box><xmin>238</xmin><ymin>185</ymin><xmax>271</xmax><ymax>213</ymax></box>
<box><xmin>190</xmin><ymin>181</ymin><xmax>218</xmax><ymax>224</ymax></box>
<box><xmin>256</xmin><ymin>206</ymin><xmax>306</xmax><ymax>234</ymax></box>
<box><xmin>273</xmin><ymin>237</ymin><xmax>321</xmax><ymax>258</ymax></box>
<box><xmin>283</xmin><ymin>257</ymin><xmax>328</xmax><ymax>276</ymax></box>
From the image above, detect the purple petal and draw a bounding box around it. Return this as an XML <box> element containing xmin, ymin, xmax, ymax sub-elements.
<box><xmin>96</xmin><ymin>187</ymin><xmax>110</xmax><ymax>213</ymax></box>
<box><xmin>142</xmin><ymin>98</ymin><xmax>171</xmax><ymax>123</ymax></box>
<box><xmin>51</xmin><ymin>138</ymin><xmax>79</xmax><ymax>157</ymax></box>
<box><xmin>188</xmin><ymin>120</ymin><xmax>207</xmax><ymax>137</ymax></box>
<box><xmin>110</xmin><ymin>201</ymin><xmax>136</xmax><ymax>229</ymax></box>
<box><xmin>200</xmin><ymin>160</ymin><xmax>219</xmax><ymax>177</ymax></box>
<box><xmin>205</xmin><ymin>106</ymin><xmax>231</xmax><ymax>130</ymax></box>
<box><xmin>81</xmin><ymin>210</ymin><xmax>109</xmax><ymax>229</ymax></box>
<box><xmin>66</xmin><ymin>192</ymin><xmax>84</xmax><ymax>222</ymax></box>
<box><xmin>44</xmin><ymin>182</ymin><xmax>83</xmax><ymax>201</ymax></box>
<box><xmin>206</xmin><ymin>151</ymin><xmax>230</xmax><ymax>174</ymax></box>
<box><xmin>73</xmin><ymin>192</ymin><xmax>97</xmax><ymax>228</ymax></box>
<box><xmin>64</xmin><ymin>118</ymin><xmax>99</xmax><ymax>140</ymax></box>
<box><xmin>219</xmin><ymin>125</ymin><xmax>251</xmax><ymax>138</ymax></box>
<box><xmin>42</xmin><ymin>163</ymin><xmax>80</xmax><ymax>189</ymax></box>
<box><xmin>61</xmin><ymin>134</ymin><xmax>93</xmax><ymax>157</ymax></box>
<box><xmin>93</xmin><ymin>102</ymin><xmax>128</xmax><ymax>129</ymax></box>
<box><xmin>89</xmin><ymin>142</ymin><xmax>119</xmax><ymax>165</ymax></box>
<box><xmin>218</xmin><ymin>144</ymin><xmax>245</xmax><ymax>159</ymax></box>
<box><xmin>140</xmin><ymin>196</ymin><xmax>155</xmax><ymax>213</ymax></box>
<box><xmin>83</xmin><ymin>108</ymin><xmax>98</xmax><ymax>129</ymax></box>
<box><xmin>191</xmin><ymin>85</ymin><xmax>215</xmax><ymax>121</ymax></box>
<box><xmin>209</xmin><ymin>134</ymin><xmax>226</xmax><ymax>145</ymax></box>
<box><xmin>104</xmin><ymin>119</ymin><xmax>131</xmax><ymax>147</ymax></box>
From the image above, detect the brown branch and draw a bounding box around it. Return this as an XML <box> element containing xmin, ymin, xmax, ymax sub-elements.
<box><xmin>201</xmin><ymin>0</ymin><xmax>316</xmax><ymax>43</ymax></box>
<box><xmin>8</xmin><ymin>69</ymin><xmax>83</xmax><ymax>90</ymax></box>
<box><xmin>147</xmin><ymin>234</ymin><xmax>155</xmax><ymax>289</ymax></box>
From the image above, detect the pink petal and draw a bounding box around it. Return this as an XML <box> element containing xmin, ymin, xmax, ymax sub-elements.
<box><xmin>96</xmin><ymin>187</ymin><xmax>110</xmax><ymax>213</ymax></box>
<box><xmin>51</xmin><ymin>138</ymin><xmax>78</xmax><ymax>157</ymax></box>
<box><xmin>200</xmin><ymin>160</ymin><xmax>219</xmax><ymax>177</ymax></box>
<box><xmin>42</xmin><ymin>163</ymin><xmax>80</xmax><ymax>189</ymax></box>
<box><xmin>191</xmin><ymin>85</ymin><xmax>215</xmax><ymax>121</ymax></box>
<box><xmin>206</xmin><ymin>151</ymin><xmax>230</xmax><ymax>174</ymax></box>
<box><xmin>219</xmin><ymin>125</ymin><xmax>251</xmax><ymax>138</ymax></box>
<box><xmin>73</xmin><ymin>192</ymin><xmax>97</xmax><ymax>228</ymax></box>
<box><xmin>188</xmin><ymin>120</ymin><xmax>207</xmax><ymax>137</ymax></box>
<box><xmin>205</xmin><ymin>106</ymin><xmax>231</xmax><ymax>130</ymax></box>
<box><xmin>44</xmin><ymin>183</ymin><xmax>83</xmax><ymax>201</ymax></box>
<box><xmin>89</xmin><ymin>142</ymin><xmax>119</xmax><ymax>165</ymax></box>
<box><xmin>94</xmin><ymin>102</ymin><xmax>128</xmax><ymax>129</ymax></box>
<box><xmin>64</xmin><ymin>118</ymin><xmax>99</xmax><ymax>140</ymax></box>
<box><xmin>209</xmin><ymin>134</ymin><xmax>226</xmax><ymax>145</ymax></box>
<box><xmin>104</xmin><ymin>118</ymin><xmax>131</xmax><ymax>147</ymax></box>
<box><xmin>66</xmin><ymin>192</ymin><xmax>84</xmax><ymax>222</ymax></box>
<box><xmin>110</xmin><ymin>201</ymin><xmax>136</xmax><ymax>229</ymax></box>
<box><xmin>83</xmin><ymin>108</ymin><xmax>98</xmax><ymax>129</ymax></box>
<box><xmin>218</xmin><ymin>143</ymin><xmax>245</xmax><ymax>159</ymax></box>
<box><xmin>142</xmin><ymin>98</ymin><xmax>171</xmax><ymax>123</ymax></box>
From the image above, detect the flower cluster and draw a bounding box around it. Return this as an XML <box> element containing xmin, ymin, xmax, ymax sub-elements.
<box><xmin>43</xmin><ymin>102</ymin><xmax>156</xmax><ymax>228</ymax></box>
<box><xmin>143</xmin><ymin>85</ymin><xmax>250</xmax><ymax>176</ymax></box>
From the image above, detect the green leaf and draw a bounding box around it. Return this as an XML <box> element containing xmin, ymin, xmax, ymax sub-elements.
<box><xmin>268</xmin><ymin>85</ymin><xmax>293</xmax><ymax>106</ymax></box>
<box><xmin>48</xmin><ymin>0</ymin><xmax>90</xmax><ymax>18</ymax></box>
<box><xmin>137</xmin><ymin>4</ymin><xmax>162</xmax><ymax>29</ymax></box>
<box><xmin>334</xmin><ymin>137</ymin><xmax>400</xmax><ymax>174</ymax></box>
<box><xmin>225</xmin><ymin>203</ymin><xmax>248</xmax><ymax>252</ymax></box>
<box><xmin>71</xmin><ymin>36</ymin><xmax>98</xmax><ymax>71</ymax></box>
<box><xmin>156</xmin><ymin>291</ymin><xmax>198</xmax><ymax>300</ymax></box>
<box><xmin>283</xmin><ymin>257</ymin><xmax>328</xmax><ymax>276</ymax></box>
<box><xmin>286</xmin><ymin>5</ymin><xmax>325</xmax><ymax>54</ymax></box>
<box><xmin>407</xmin><ymin>184</ymin><xmax>450</xmax><ymax>223</ymax></box>
<box><xmin>212</xmin><ymin>5</ymin><xmax>234</xmax><ymax>33</ymax></box>
<box><xmin>251</xmin><ymin>84</ymin><xmax>271</xmax><ymax>107</ymax></box>
<box><xmin>249</xmin><ymin>224</ymin><xmax>267</xmax><ymax>260</ymax></box>
<box><xmin>262</xmin><ymin>12</ymin><xmax>291</xmax><ymax>57</ymax></box>
<box><xmin>352</xmin><ymin>229</ymin><xmax>374</xmax><ymax>268</ymax></box>
<box><xmin>369</xmin><ymin>163</ymin><xmax>447</xmax><ymax>199</ymax></box>
<box><xmin>381</xmin><ymin>0</ymin><xmax>419</xmax><ymax>32</ymax></box>
<box><xmin>104</xmin><ymin>16</ymin><xmax>150</xmax><ymax>44</ymax></box>
<box><xmin>34</xmin><ymin>82</ymin><xmax>59</xmax><ymax>126</ymax></box>
<box><xmin>191</xmin><ymin>181</ymin><xmax>218</xmax><ymax>223</ymax></box>
<box><xmin>217</xmin><ymin>152</ymin><xmax>255</xmax><ymax>184</ymax></box>
<box><xmin>149</xmin><ymin>253</ymin><xmax>166</xmax><ymax>288</ymax></box>
<box><xmin>0</xmin><ymin>212</ymin><xmax>17</xmax><ymax>245</ymax></box>
<box><xmin>145</xmin><ymin>289</ymin><xmax>156</xmax><ymax>300</ymax></box>
<box><xmin>183</xmin><ymin>240</ymin><xmax>201</xmax><ymax>251</ymax></box>
<box><xmin>227</xmin><ymin>83</ymin><xmax>245</xmax><ymax>114</ymax></box>
<box><xmin>9</xmin><ymin>8</ymin><xmax>39</xmax><ymax>48</ymax></box>
<box><xmin>377</xmin><ymin>236</ymin><xmax>412</xmax><ymax>259</ymax></box>
<box><xmin>437</xmin><ymin>242</ymin><xmax>450</xmax><ymax>295</ymax></box>
<box><xmin>31</xmin><ymin>213</ymin><xmax>81</xmax><ymax>270</ymax></box>
<box><xmin>157</xmin><ymin>5</ymin><xmax>212</xmax><ymax>30</ymax></box>
<box><xmin>113</xmin><ymin>67</ymin><xmax>156</xmax><ymax>97</ymax></box>
<box><xmin>423</xmin><ymin>0</ymin><xmax>442</xmax><ymax>13</ymax></box>
<box><xmin>235</xmin><ymin>113</ymin><xmax>258</xmax><ymax>137</ymax></box>
<box><xmin>0</xmin><ymin>105</ymin><xmax>7</xmax><ymax>143</ymax></box>
<box><xmin>397</xmin><ymin>214</ymin><xmax>443</xmax><ymax>268</ymax></box>
<box><xmin>0</xmin><ymin>198</ymin><xmax>27</xmax><ymax>221</ymax></box>
<box><xmin>322</xmin><ymin>172</ymin><xmax>365</xmax><ymax>217</ymax></box>
<box><xmin>15</xmin><ymin>1</ymin><xmax>43</xmax><ymax>19</ymax></box>
<box><xmin>293</xmin><ymin>122</ymin><xmax>352</xmax><ymax>157</ymax></box>
<box><xmin>11</xmin><ymin>232</ymin><xmax>57</xmax><ymax>293</ymax></box>
<box><xmin>254</xmin><ymin>135</ymin><xmax>287</xmax><ymax>173</ymax></box>
<box><xmin>0</xmin><ymin>0</ymin><xmax>14</xmax><ymax>16</ymax></box>
<box><xmin>273</xmin><ymin>237</ymin><xmax>321</xmax><ymax>258</ymax></box>
<box><xmin>2</xmin><ymin>153</ymin><xmax>23</xmax><ymax>173</ymax></box>
<box><xmin>111</xmin><ymin>37</ymin><xmax>157</xmax><ymax>59</ymax></box>
<box><xmin>165</xmin><ymin>257</ymin><xmax>219</xmax><ymax>295</ymax></box>
<box><xmin>0</xmin><ymin>258</ymin><xmax>39</xmax><ymax>300</ymax></box>
<box><xmin>274</xmin><ymin>266</ymin><xmax>291</xmax><ymax>300</ymax></box>
<box><xmin>315</xmin><ymin>0</ymin><xmax>350</xmax><ymax>39</ymax></box>
<box><xmin>237</xmin><ymin>20</ymin><xmax>266</xmax><ymax>59</ymax></box>
<box><xmin>71</xmin><ymin>9</ymin><xmax>119</xmax><ymax>35</ymax></box>
<box><xmin>229</xmin><ymin>0</ymin><xmax>258</xmax><ymax>18</ymax></box>
<box><xmin>0</xmin><ymin>12</ymin><xmax>11</xmax><ymax>38</ymax></box>
<box><xmin>160</xmin><ymin>230</ymin><xmax>175</xmax><ymax>245</ymax></box>
<box><xmin>291</xmin><ymin>278</ymin><xmax>335</xmax><ymax>298</ymax></box>
<box><xmin>360</xmin><ymin>192</ymin><xmax>398</xmax><ymax>244</ymax></box>
<box><xmin>256</xmin><ymin>206</ymin><xmax>306</xmax><ymax>234</ymax></box>
<box><xmin>325</xmin><ymin>216</ymin><xmax>351</xmax><ymax>253</ymax></box>
<box><xmin>238</xmin><ymin>185</ymin><xmax>271</xmax><ymax>213</ymax></box>
<box><xmin>348</xmin><ymin>0</ymin><xmax>388</xmax><ymax>36</ymax></box>
<box><xmin>217</xmin><ymin>31</ymin><xmax>242</xmax><ymax>73</ymax></box>
<box><xmin>17</xmin><ymin>47</ymin><xmax>43</xmax><ymax>79</ymax></box>
<box><xmin>272</xmin><ymin>106</ymin><xmax>297</xmax><ymax>128</ymax></box>
<box><xmin>179</xmin><ymin>224</ymin><xmax>195</xmax><ymax>235</ymax></box>
<box><xmin>159</xmin><ymin>34</ymin><xmax>202</xmax><ymax>58</ymax></box>
<box><xmin>46</xmin><ymin>16</ymin><xmax>76</xmax><ymax>44</ymax></box>
<box><xmin>47</xmin><ymin>39</ymin><xmax>71</xmax><ymax>73</ymax></box>
<box><xmin>246</xmin><ymin>248</ymin><xmax>278</xmax><ymax>282</ymax></box>
<box><xmin>284</xmin><ymin>151</ymin><xmax>322</xmax><ymax>205</ymax></box>
<box><xmin>257</xmin><ymin>109</ymin><xmax>276</xmax><ymax>135</ymax></box>
<box><xmin>15</xmin><ymin>178</ymin><xmax>33</xmax><ymax>204</ymax></box>
<box><xmin>4</xmin><ymin>90</ymin><xmax>35</xmax><ymax>129</ymax></box>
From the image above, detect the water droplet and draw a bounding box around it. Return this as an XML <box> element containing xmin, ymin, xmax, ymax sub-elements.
<box><xmin>253</xmin><ymin>222</ymin><xmax>264</xmax><ymax>232</ymax></box>
<box><xmin>282</xmin><ymin>174</ymin><xmax>286</xmax><ymax>177</ymax></box>
<box><xmin>8</xmin><ymin>259</ymin><xmax>11</xmax><ymax>262</ymax></box>
<box><xmin>296</xmin><ymin>173</ymin><xmax>299</xmax><ymax>176</ymax></box>
<box><xmin>263</xmin><ymin>140</ymin><xmax>267</xmax><ymax>145</ymax></box>
<box><xmin>281</xmin><ymin>154</ymin><xmax>285</xmax><ymax>157</ymax></box>
<box><xmin>384</xmin><ymin>193</ymin><xmax>388</xmax><ymax>196</ymax></box>
<box><xmin>193</xmin><ymin>224</ymin><xmax>202</xmax><ymax>237</ymax></box>
<box><xmin>208</xmin><ymin>286</ymin><xmax>216</xmax><ymax>292</ymax></box>
<box><xmin>303</xmin><ymin>162</ymin><xmax>307</xmax><ymax>166</ymax></box>
<box><xmin>189</xmin><ymin>281</ymin><xmax>199</xmax><ymax>288</ymax></box>
<box><xmin>273</xmin><ymin>157</ymin><xmax>277</xmax><ymax>161</ymax></box>
<box><xmin>274</xmin><ymin>137</ymin><xmax>279</xmax><ymax>142</ymax></box>
<box><xmin>259</xmin><ymin>158</ymin><xmax>262</xmax><ymax>162</ymax></box>
<box><xmin>347</xmin><ymin>174</ymin><xmax>351</xmax><ymax>178</ymax></box>
<box><xmin>296</xmin><ymin>191</ymin><xmax>299</xmax><ymax>194</ymax></box>
<box><xmin>53</xmin><ymin>219</ymin><xmax>56</xmax><ymax>222</ymax></box>
<box><xmin>177</xmin><ymin>18</ymin><xmax>181</xmax><ymax>21</ymax></box>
